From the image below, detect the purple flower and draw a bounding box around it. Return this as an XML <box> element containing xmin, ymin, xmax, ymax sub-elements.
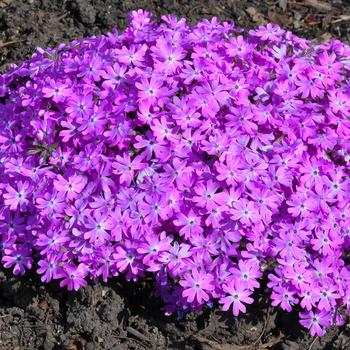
<box><xmin>101</xmin><ymin>63</ymin><xmax>128</xmax><ymax>89</ymax></box>
<box><xmin>36</xmin><ymin>229</ymin><xmax>70</xmax><ymax>255</ymax></box>
<box><xmin>112</xmin><ymin>153</ymin><xmax>146</xmax><ymax>186</ymax></box>
<box><xmin>180</xmin><ymin>268</ymin><xmax>214</xmax><ymax>304</ymax></box>
<box><xmin>2</xmin><ymin>245</ymin><xmax>33</xmax><ymax>275</ymax></box>
<box><xmin>36</xmin><ymin>190</ymin><xmax>66</xmax><ymax>216</ymax></box>
<box><xmin>135</xmin><ymin>76</ymin><xmax>172</xmax><ymax>105</ymax></box>
<box><xmin>83</xmin><ymin>210</ymin><xmax>115</xmax><ymax>245</ymax></box>
<box><xmin>299</xmin><ymin>310</ymin><xmax>331</xmax><ymax>336</ymax></box>
<box><xmin>54</xmin><ymin>174</ymin><xmax>86</xmax><ymax>201</ymax></box>
<box><xmin>137</xmin><ymin>231</ymin><xmax>172</xmax><ymax>270</ymax></box>
<box><xmin>230</xmin><ymin>199</ymin><xmax>258</xmax><ymax>226</ymax></box>
<box><xmin>113</xmin><ymin>240</ymin><xmax>144</xmax><ymax>281</ymax></box>
<box><xmin>230</xmin><ymin>260</ymin><xmax>262</xmax><ymax>290</ymax></box>
<box><xmin>57</xmin><ymin>263</ymin><xmax>89</xmax><ymax>291</ymax></box>
<box><xmin>219</xmin><ymin>279</ymin><xmax>254</xmax><ymax>316</ymax></box>
<box><xmin>65</xmin><ymin>94</ymin><xmax>94</xmax><ymax>120</ymax></box>
<box><xmin>42</xmin><ymin>78</ymin><xmax>71</xmax><ymax>102</ymax></box>
<box><xmin>1</xmin><ymin>11</ymin><xmax>350</xmax><ymax>335</ymax></box>
<box><xmin>174</xmin><ymin>210</ymin><xmax>203</xmax><ymax>239</ymax></box>
<box><xmin>3</xmin><ymin>181</ymin><xmax>31</xmax><ymax>211</ymax></box>
<box><xmin>271</xmin><ymin>285</ymin><xmax>298</xmax><ymax>312</ymax></box>
<box><xmin>37</xmin><ymin>254</ymin><xmax>63</xmax><ymax>283</ymax></box>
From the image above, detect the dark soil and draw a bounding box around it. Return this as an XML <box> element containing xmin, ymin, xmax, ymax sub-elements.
<box><xmin>1</xmin><ymin>0</ymin><xmax>350</xmax><ymax>67</ymax></box>
<box><xmin>1</xmin><ymin>1</ymin><xmax>350</xmax><ymax>349</ymax></box>
<box><xmin>0</xmin><ymin>269</ymin><xmax>349</xmax><ymax>350</ymax></box>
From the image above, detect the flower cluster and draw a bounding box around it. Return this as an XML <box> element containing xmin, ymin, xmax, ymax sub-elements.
<box><xmin>1</xmin><ymin>10</ymin><xmax>350</xmax><ymax>336</ymax></box>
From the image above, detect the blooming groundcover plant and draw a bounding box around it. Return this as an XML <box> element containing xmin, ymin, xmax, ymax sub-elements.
<box><xmin>1</xmin><ymin>10</ymin><xmax>350</xmax><ymax>337</ymax></box>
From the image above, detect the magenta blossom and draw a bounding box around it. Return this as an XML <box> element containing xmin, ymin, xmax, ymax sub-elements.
<box><xmin>299</xmin><ymin>310</ymin><xmax>331</xmax><ymax>337</ymax></box>
<box><xmin>219</xmin><ymin>279</ymin><xmax>254</xmax><ymax>316</ymax></box>
<box><xmin>180</xmin><ymin>268</ymin><xmax>214</xmax><ymax>304</ymax></box>
<box><xmin>57</xmin><ymin>263</ymin><xmax>89</xmax><ymax>291</ymax></box>
<box><xmin>1</xmin><ymin>10</ymin><xmax>350</xmax><ymax>336</ymax></box>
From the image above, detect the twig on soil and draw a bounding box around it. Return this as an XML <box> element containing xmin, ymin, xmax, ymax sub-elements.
<box><xmin>126</xmin><ymin>326</ymin><xmax>151</xmax><ymax>344</ymax></box>
<box><xmin>304</xmin><ymin>0</ymin><xmax>333</xmax><ymax>12</ymax></box>
<box><xmin>191</xmin><ymin>335</ymin><xmax>224</xmax><ymax>350</ymax></box>
<box><xmin>191</xmin><ymin>305</ymin><xmax>282</xmax><ymax>350</ymax></box>
<box><xmin>341</xmin><ymin>338</ymin><xmax>350</xmax><ymax>350</ymax></box>
<box><xmin>257</xmin><ymin>334</ymin><xmax>284</xmax><ymax>350</ymax></box>
<box><xmin>192</xmin><ymin>335</ymin><xmax>260</xmax><ymax>350</ymax></box>
<box><xmin>307</xmin><ymin>336</ymin><xmax>319</xmax><ymax>350</ymax></box>
<box><xmin>250</xmin><ymin>304</ymin><xmax>271</xmax><ymax>348</ymax></box>
<box><xmin>0</xmin><ymin>39</ymin><xmax>26</xmax><ymax>49</ymax></box>
<box><xmin>331</xmin><ymin>15</ymin><xmax>350</xmax><ymax>24</ymax></box>
<box><xmin>288</xmin><ymin>0</ymin><xmax>332</xmax><ymax>12</ymax></box>
<box><xmin>57</xmin><ymin>12</ymin><xmax>69</xmax><ymax>21</ymax></box>
<box><xmin>191</xmin><ymin>333</ymin><xmax>283</xmax><ymax>350</ymax></box>
<box><xmin>187</xmin><ymin>5</ymin><xmax>202</xmax><ymax>16</ymax></box>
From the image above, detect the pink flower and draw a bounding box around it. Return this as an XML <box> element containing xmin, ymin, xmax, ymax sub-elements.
<box><xmin>3</xmin><ymin>181</ymin><xmax>32</xmax><ymax>211</ymax></box>
<box><xmin>322</xmin><ymin>170</ymin><xmax>349</xmax><ymax>201</ymax></box>
<box><xmin>231</xmin><ymin>199</ymin><xmax>258</xmax><ymax>226</ymax></box>
<box><xmin>271</xmin><ymin>285</ymin><xmax>298</xmax><ymax>312</ymax></box>
<box><xmin>58</xmin><ymin>263</ymin><xmax>89</xmax><ymax>291</ymax></box>
<box><xmin>328</xmin><ymin>90</ymin><xmax>350</xmax><ymax>114</ymax></box>
<box><xmin>180</xmin><ymin>268</ymin><xmax>214</xmax><ymax>304</ymax></box>
<box><xmin>300</xmin><ymin>289</ymin><xmax>319</xmax><ymax>311</ymax></box>
<box><xmin>230</xmin><ymin>260</ymin><xmax>262</xmax><ymax>290</ymax></box>
<box><xmin>311</xmin><ymin>229</ymin><xmax>343</xmax><ymax>256</ymax></box>
<box><xmin>192</xmin><ymin>180</ymin><xmax>220</xmax><ymax>210</ymax></box>
<box><xmin>135</xmin><ymin>76</ymin><xmax>172</xmax><ymax>105</ymax></box>
<box><xmin>116</xmin><ymin>44</ymin><xmax>147</xmax><ymax>67</ymax></box>
<box><xmin>151</xmin><ymin>39</ymin><xmax>185</xmax><ymax>73</ymax></box>
<box><xmin>42</xmin><ymin>78</ymin><xmax>71</xmax><ymax>102</ymax></box>
<box><xmin>2</xmin><ymin>245</ymin><xmax>33</xmax><ymax>275</ymax></box>
<box><xmin>159</xmin><ymin>242</ymin><xmax>192</xmax><ymax>276</ymax></box>
<box><xmin>251</xmin><ymin>23</ymin><xmax>285</xmax><ymax>41</ymax></box>
<box><xmin>299</xmin><ymin>310</ymin><xmax>331</xmax><ymax>336</ymax></box>
<box><xmin>113</xmin><ymin>240</ymin><xmax>144</xmax><ymax>281</ymax></box>
<box><xmin>137</xmin><ymin>231</ymin><xmax>172</xmax><ymax>271</ymax></box>
<box><xmin>112</xmin><ymin>153</ymin><xmax>146</xmax><ymax>186</ymax></box>
<box><xmin>54</xmin><ymin>174</ymin><xmax>86</xmax><ymax>201</ymax></box>
<box><xmin>226</xmin><ymin>35</ymin><xmax>252</xmax><ymax>58</ymax></box>
<box><xmin>219</xmin><ymin>280</ymin><xmax>254</xmax><ymax>316</ymax></box>
<box><xmin>173</xmin><ymin>210</ymin><xmax>203</xmax><ymax>239</ymax></box>
<box><xmin>316</xmin><ymin>284</ymin><xmax>340</xmax><ymax>311</ymax></box>
<box><xmin>284</xmin><ymin>263</ymin><xmax>312</xmax><ymax>290</ymax></box>
<box><xmin>101</xmin><ymin>62</ymin><xmax>128</xmax><ymax>89</ymax></box>
<box><xmin>84</xmin><ymin>210</ymin><xmax>115</xmax><ymax>245</ymax></box>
